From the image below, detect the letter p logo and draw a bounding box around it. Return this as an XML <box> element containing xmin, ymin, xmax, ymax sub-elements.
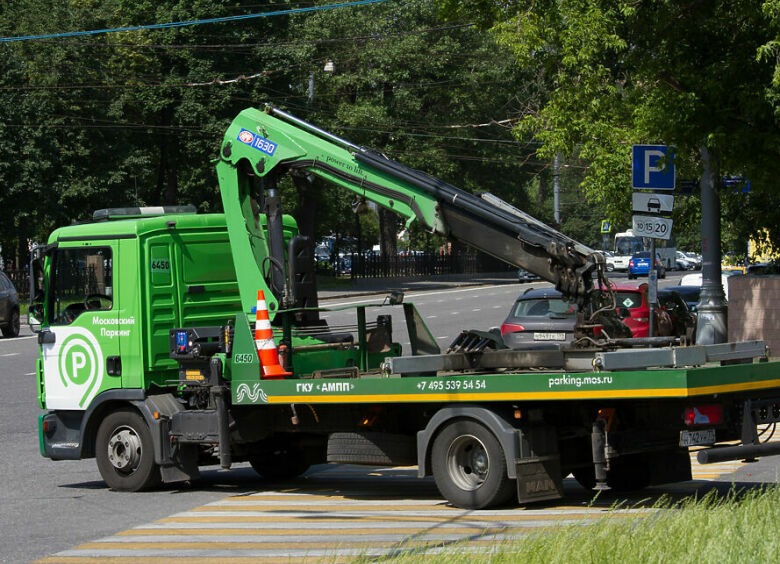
<box><xmin>644</xmin><ymin>149</ymin><xmax>666</xmax><ymax>184</ymax></box>
<box><xmin>71</xmin><ymin>351</ymin><xmax>87</xmax><ymax>381</ymax></box>
<box><xmin>632</xmin><ymin>145</ymin><xmax>675</xmax><ymax>190</ymax></box>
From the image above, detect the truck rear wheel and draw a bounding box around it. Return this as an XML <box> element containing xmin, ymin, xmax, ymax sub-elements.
<box><xmin>95</xmin><ymin>408</ymin><xmax>161</xmax><ymax>492</ymax></box>
<box><xmin>431</xmin><ymin>420</ymin><xmax>515</xmax><ymax>509</ymax></box>
<box><xmin>249</xmin><ymin>443</ymin><xmax>309</xmax><ymax>481</ymax></box>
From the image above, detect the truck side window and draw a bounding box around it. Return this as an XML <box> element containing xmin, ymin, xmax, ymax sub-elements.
<box><xmin>51</xmin><ymin>247</ymin><xmax>113</xmax><ymax>325</ymax></box>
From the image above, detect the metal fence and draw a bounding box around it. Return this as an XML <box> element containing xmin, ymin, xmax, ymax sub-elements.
<box><xmin>4</xmin><ymin>253</ymin><xmax>513</xmax><ymax>299</ymax></box>
<box><xmin>347</xmin><ymin>252</ymin><xmax>514</xmax><ymax>278</ymax></box>
<box><xmin>4</xmin><ymin>268</ymin><xmax>29</xmax><ymax>300</ymax></box>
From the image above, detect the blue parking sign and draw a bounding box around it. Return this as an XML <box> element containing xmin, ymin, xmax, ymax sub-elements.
<box><xmin>632</xmin><ymin>145</ymin><xmax>675</xmax><ymax>190</ymax></box>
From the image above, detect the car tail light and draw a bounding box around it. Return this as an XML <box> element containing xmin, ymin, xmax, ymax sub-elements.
<box><xmin>684</xmin><ymin>405</ymin><xmax>724</xmax><ymax>426</ymax></box>
<box><xmin>629</xmin><ymin>260</ymin><xmax>635</xmax><ymax>267</ymax></box>
<box><xmin>633</xmin><ymin>317</ymin><xmax>649</xmax><ymax>322</ymax></box>
<box><xmin>500</xmin><ymin>323</ymin><xmax>525</xmax><ymax>335</ymax></box>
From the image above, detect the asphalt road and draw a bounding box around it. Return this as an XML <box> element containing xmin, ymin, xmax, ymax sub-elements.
<box><xmin>3</xmin><ymin>273</ymin><xmax>780</xmax><ymax>562</ymax></box>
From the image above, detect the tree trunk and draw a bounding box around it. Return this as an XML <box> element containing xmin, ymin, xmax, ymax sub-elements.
<box><xmin>378</xmin><ymin>207</ymin><xmax>397</xmax><ymax>259</ymax></box>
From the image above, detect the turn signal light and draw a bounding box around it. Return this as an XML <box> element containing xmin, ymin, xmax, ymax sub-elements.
<box><xmin>684</xmin><ymin>405</ymin><xmax>724</xmax><ymax>426</ymax></box>
<box><xmin>500</xmin><ymin>323</ymin><xmax>525</xmax><ymax>335</ymax></box>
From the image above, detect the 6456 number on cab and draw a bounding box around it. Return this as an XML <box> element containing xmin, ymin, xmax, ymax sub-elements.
<box><xmin>632</xmin><ymin>214</ymin><xmax>673</xmax><ymax>240</ymax></box>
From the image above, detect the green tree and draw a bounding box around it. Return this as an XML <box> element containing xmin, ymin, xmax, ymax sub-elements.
<box><xmin>441</xmin><ymin>0</ymin><xmax>780</xmax><ymax>251</ymax></box>
<box><xmin>286</xmin><ymin>0</ymin><xmax>538</xmax><ymax>256</ymax></box>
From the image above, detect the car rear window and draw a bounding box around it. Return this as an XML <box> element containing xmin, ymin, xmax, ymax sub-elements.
<box><xmin>513</xmin><ymin>298</ymin><xmax>577</xmax><ymax>318</ymax></box>
<box><xmin>615</xmin><ymin>291</ymin><xmax>642</xmax><ymax>309</ymax></box>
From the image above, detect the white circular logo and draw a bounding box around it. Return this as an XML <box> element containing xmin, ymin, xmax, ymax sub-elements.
<box><xmin>58</xmin><ymin>328</ymin><xmax>104</xmax><ymax>408</ymax></box>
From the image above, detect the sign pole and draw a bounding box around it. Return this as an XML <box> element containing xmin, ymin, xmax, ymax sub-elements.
<box><xmin>648</xmin><ymin>238</ymin><xmax>656</xmax><ymax>337</ymax></box>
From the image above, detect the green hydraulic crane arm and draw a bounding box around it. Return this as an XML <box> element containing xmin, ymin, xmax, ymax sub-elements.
<box><xmin>216</xmin><ymin>105</ymin><xmax>606</xmax><ymax>316</ymax></box>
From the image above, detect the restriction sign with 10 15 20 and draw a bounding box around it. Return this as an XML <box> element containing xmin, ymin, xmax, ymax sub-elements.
<box><xmin>632</xmin><ymin>215</ymin><xmax>673</xmax><ymax>240</ymax></box>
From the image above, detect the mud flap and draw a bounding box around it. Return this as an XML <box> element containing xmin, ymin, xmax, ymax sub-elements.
<box><xmin>161</xmin><ymin>441</ymin><xmax>200</xmax><ymax>484</ymax></box>
<box><xmin>137</xmin><ymin>394</ymin><xmax>202</xmax><ymax>484</ymax></box>
<box><xmin>515</xmin><ymin>425</ymin><xmax>564</xmax><ymax>504</ymax></box>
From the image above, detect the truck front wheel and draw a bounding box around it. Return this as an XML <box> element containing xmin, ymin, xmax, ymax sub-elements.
<box><xmin>431</xmin><ymin>420</ymin><xmax>515</xmax><ymax>509</ymax></box>
<box><xmin>95</xmin><ymin>408</ymin><xmax>161</xmax><ymax>491</ymax></box>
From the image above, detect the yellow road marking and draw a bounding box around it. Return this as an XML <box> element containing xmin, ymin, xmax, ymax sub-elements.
<box><xmin>190</xmin><ymin>503</ymin><xmax>638</xmax><ymax>512</ymax></box>
<box><xmin>37</xmin><ymin>558</ymin><xmax>347</xmax><ymax>564</ymax></box>
<box><xmin>117</xmin><ymin>526</ymin><xmax>523</xmax><ymax>536</ymax></box>
<box><xmin>77</xmin><ymin>539</ymin><xmax>513</xmax><ymax>550</ymax></box>
<box><xmin>160</xmin><ymin>512</ymin><xmax>644</xmax><ymax>524</ymax></box>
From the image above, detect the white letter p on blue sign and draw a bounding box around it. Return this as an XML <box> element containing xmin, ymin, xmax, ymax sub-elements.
<box><xmin>632</xmin><ymin>145</ymin><xmax>675</xmax><ymax>190</ymax></box>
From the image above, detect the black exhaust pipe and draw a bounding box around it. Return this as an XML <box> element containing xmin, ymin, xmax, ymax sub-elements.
<box><xmin>697</xmin><ymin>441</ymin><xmax>780</xmax><ymax>464</ymax></box>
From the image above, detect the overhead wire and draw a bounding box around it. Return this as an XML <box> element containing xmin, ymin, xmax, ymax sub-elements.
<box><xmin>24</xmin><ymin>23</ymin><xmax>474</xmax><ymax>51</ymax></box>
<box><xmin>0</xmin><ymin>0</ymin><xmax>390</xmax><ymax>42</ymax></box>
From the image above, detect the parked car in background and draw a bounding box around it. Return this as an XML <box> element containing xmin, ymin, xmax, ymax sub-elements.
<box><xmin>0</xmin><ymin>271</ymin><xmax>20</xmax><ymax>338</ymax></box>
<box><xmin>314</xmin><ymin>244</ymin><xmax>330</xmax><ymax>262</ymax></box>
<box><xmin>680</xmin><ymin>272</ymin><xmax>738</xmax><ymax>300</ymax></box>
<box><xmin>660</xmin><ymin>285</ymin><xmax>701</xmax><ymax>312</ymax></box>
<box><xmin>603</xmin><ymin>282</ymin><xmax>673</xmax><ymax>338</ymax></box>
<box><xmin>722</xmin><ymin>264</ymin><xmax>747</xmax><ymax>275</ymax></box>
<box><xmin>628</xmin><ymin>251</ymin><xmax>666</xmax><ymax>280</ymax></box>
<box><xmin>657</xmin><ymin>288</ymin><xmax>697</xmax><ymax>343</ymax></box>
<box><xmin>745</xmin><ymin>262</ymin><xmax>780</xmax><ymax>275</ymax></box>
<box><xmin>500</xmin><ymin>288</ymin><xmax>577</xmax><ymax>347</ymax></box>
<box><xmin>594</xmin><ymin>250</ymin><xmax>616</xmax><ymax>272</ymax></box>
<box><xmin>683</xmin><ymin>252</ymin><xmax>702</xmax><ymax>269</ymax></box>
<box><xmin>517</xmin><ymin>268</ymin><xmax>542</xmax><ymax>283</ymax></box>
<box><xmin>675</xmin><ymin>250</ymin><xmax>694</xmax><ymax>271</ymax></box>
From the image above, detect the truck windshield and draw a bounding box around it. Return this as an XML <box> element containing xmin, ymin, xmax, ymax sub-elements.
<box><xmin>50</xmin><ymin>247</ymin><xmax>113</xmax><ymax>325</ymax></box>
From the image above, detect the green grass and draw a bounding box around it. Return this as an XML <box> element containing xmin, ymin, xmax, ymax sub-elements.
<box><xmin>316</xmin><ymin>275</ymin><xmax>355</xmax><ymax>290</ymax></box>
<box><xmin>354</xmin><ymin>485</ymin><xmax>780</xmax><ymax>563</ymax></box>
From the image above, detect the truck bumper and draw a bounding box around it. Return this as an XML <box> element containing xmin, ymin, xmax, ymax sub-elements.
<box><xmin>39</xmin><ymin>411</ymin><xmax>84</xmax><ymax>460</ymax></box>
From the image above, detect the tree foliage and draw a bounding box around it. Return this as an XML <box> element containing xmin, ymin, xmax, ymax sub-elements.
<box><xmin>441</xmin><ymin>0</ymin><xmax>780</xmax><ymax>252</ymax></box>
<box><xmin>0</xmin><ymin>0</ymin><xmax>541</xmax><ymax>265</ymax></box>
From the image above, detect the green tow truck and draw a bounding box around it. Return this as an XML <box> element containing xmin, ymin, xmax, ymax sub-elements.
<box><xmin>32</xmin><ymin>106</ymin><xmax>780</xmax><ymax>509</ymax></box>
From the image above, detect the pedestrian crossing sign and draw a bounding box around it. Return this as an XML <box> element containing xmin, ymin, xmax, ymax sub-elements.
<box><xmin>601</xmin><ymin>220</ymin><xmax>612</xmax><ymax>234</ymax></box>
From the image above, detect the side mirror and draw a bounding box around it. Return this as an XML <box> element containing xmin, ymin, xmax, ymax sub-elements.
<box><xmin>385</xmin><ymin>290</ymin><xmax>404</xmax><ymax>305</ymax></box>
<box><xmin>28</xmin><ymin>303</ymin><xmax>43</xmax><ymax>333</ymax></box>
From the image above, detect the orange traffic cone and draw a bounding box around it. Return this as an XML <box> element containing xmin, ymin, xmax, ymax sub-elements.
<box><xmin>254</xmin><ymin>290</ymin><xmax>291</xmax><ymax>379</ymax></box>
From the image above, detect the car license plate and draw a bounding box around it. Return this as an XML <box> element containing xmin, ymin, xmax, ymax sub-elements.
<box><xmin>534</xmin><ymin>332</ymin><xmax>566</xmax><ymax>341</ymax></box>
<box><xmin>679</xmin><ymin>428</ymin><xmax>716</xmax><ymax>447</ymax></box>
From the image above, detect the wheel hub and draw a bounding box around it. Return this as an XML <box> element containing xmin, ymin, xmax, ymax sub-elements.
<box><xmin>107</xmin><ymin>427</ymin><xmax>142</xmax><ymax>472</ymax></box>
<box><xmin>447</xmin><ymin>434</ymin><xmax>490</xmax><ymax>491</ymax></box>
